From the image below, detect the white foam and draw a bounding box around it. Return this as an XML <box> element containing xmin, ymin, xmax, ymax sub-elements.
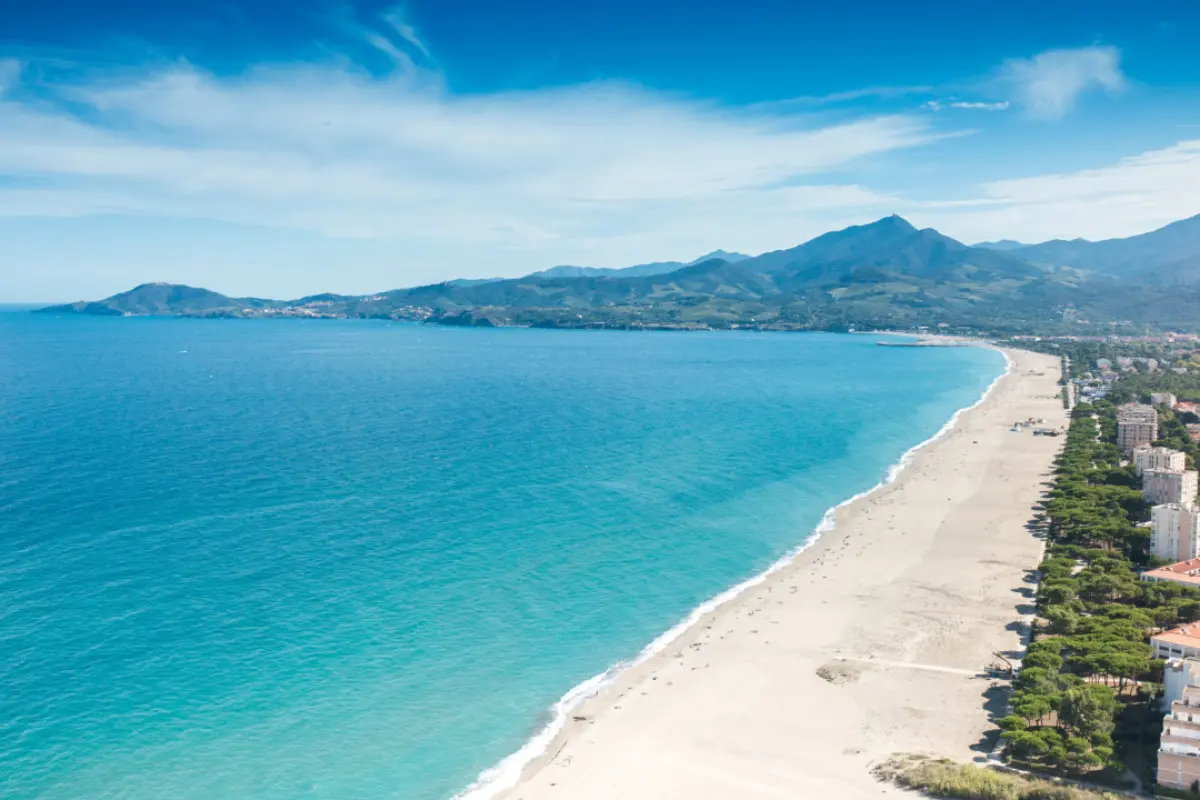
<box><xmin>453</xmin><ymin>345</ymin><xmax>1013</xmax><ymax>800</ymax></box>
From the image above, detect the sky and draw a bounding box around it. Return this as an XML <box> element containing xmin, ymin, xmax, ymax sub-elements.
<box><xmin>1</xmin><ymin>0</ymin><xmax>1199</xmax><ymax>301</ymax></box>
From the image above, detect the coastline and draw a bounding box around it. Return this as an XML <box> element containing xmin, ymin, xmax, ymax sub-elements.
<box><xmin>457</xmin><ymin>344</ymin><xmax>1054</xmax><ymax>800</ymax></box>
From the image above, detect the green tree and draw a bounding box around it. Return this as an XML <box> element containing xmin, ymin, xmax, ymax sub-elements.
<box><xmin>1022</xmin><ymin>649</ymin><xmax>1064</xmax><ymax>672</ymax></box>
<box><xmin>1059</xmin><ymin>685</ymin><xmax>1117</xmax><ymax>740</ymax></box>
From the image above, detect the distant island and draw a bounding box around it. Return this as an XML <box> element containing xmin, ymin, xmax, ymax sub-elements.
<box><xmin>38</xmin><ymin>213</ymin><xmax>1200</xmax><ymax>335</ymax></box>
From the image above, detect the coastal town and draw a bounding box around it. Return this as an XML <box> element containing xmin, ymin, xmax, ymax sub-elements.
<box><xmin>1112</xmin><ymin>400</ymin><xmax>1200</xmax><ymax>792</ymax></box>
<box><xmin>985</xmin><ymin>343</ymin><xmax>1200</xmax><ymax>797</ymax></box>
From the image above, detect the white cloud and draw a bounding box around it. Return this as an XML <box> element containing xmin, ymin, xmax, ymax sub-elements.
<box><xmin>0</xmin><ymin>61</ymin><xmax>936</xmax><ymax>252</ymax></box>
<box><xmin>997</xmin><ymin>45</ymin><xmax>1126</xmax><ymax>119</ymax></box>
<box><xmin>923</xmin><ymin>100</ymin><xmax>1010</xmax><ymax>112</ymax></box>
<box><xmin>917</xmin><ymin>140</ymin><xmax>1200</xmax><ymax>242</ymax></box>
<box><xmin>757</xmin><ymin>85</ymin><xmax>933</xmax><ymax>109</ymax></box>
<box><xmin>950</xmin><ymin>100</ymin><xmax>1009</xmax><ymax>111</ymax></box>
<box><xmin>381</xmin><ymin>6</ymin><xmax>432</xmax><ymax>60</ymax></box>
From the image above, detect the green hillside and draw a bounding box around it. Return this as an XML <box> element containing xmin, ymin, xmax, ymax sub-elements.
<box><xmin>38</xmin><ymin>216</ymin><xmax>1200</xmax><ymax>333</ymax></box>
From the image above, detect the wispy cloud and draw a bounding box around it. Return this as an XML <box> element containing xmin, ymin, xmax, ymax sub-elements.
<box><xmin>919</xmin><ymin>140</ymin><xmax>1200</xmax><ymax>241</ymax></box>
<box><xmin>752</xmin><ymin>85</ymin><xmax>933</xmax><ymax>112</ymax></box>
<box><xmin>923</xmin><ymin>100</ymin><xmax>1010</xmax><ymax>112</ymax></box>
<box><xmin>996</xmin><ymin>45</ymin><xmax>1126</xmax><ymax>120</ymax></box>
<box><xmin>0</xmin><ymin>61</ymin><xmax>937</xmax><ymax>251</ymax></box>
<box><xmin>380</xmin><ymin>6</ymin><xmax>432</xmax><ymax>60</ymax></box>
<box><xmin>328</xmin><ymin>3</ymin><xmax>435</xmax><ymax>72</ymax></box>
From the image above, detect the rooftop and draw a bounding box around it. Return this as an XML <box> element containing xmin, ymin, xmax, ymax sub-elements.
<box><xmin>1145</xmin><ymin>558</ymin><xmax>1200</xmax><ymax>587</ymax></box>
<box><xmin>1154</xmin><ymin>624</ymin><xmax>1200</xmax><ymax>649</ymax></box>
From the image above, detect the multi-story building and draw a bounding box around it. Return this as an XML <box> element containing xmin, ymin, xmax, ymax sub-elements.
<box><xmin>1153</xmin><ymin>392</ymin><xmax>1180</xmax><ymax>408</ymax></box>
<box><xmin>1151</xmin><ymin>505</ymin><xmax>1200</xmax><ymax>561</ymax></box>
<box><xmin>1146</xmin><ymin>470</ymin><xmax>1200</xmax><ymax>508</ymax></box>
<box><xmin>1153</xmin><ymin>624</ymin><xmax>1200</xmax><ymax>661</ymax></box>
<box><xmin>1118</xmin><ymin>403</ymin><xmax>1158</xmax><ymax>454</ymax></box>
<box><xmin>1159</xmin><ymin>659</ymin><xmax>1200</xmax><ymax>791</ymax></box>
<box><xmin>1135</xmin><ymin>446</ymin><xmax>1188</xmax><ymax>475</ymax></box>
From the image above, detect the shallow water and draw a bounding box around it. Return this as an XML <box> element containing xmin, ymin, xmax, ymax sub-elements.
<box><xmin>0</xmin><ymin>317</ymin><xmax>1003</xmax><ymax>799</ymax></box>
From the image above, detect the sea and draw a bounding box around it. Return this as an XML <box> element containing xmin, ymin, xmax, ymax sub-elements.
<box><xmin>0</xmin><ymin>313</ymin><xmax>1006</xmax><ymax>800</ymax></box>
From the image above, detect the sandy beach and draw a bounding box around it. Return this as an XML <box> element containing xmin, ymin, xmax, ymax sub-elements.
<box><xmin>495</xmin><ymin>347</ymin><xmax>1066</xmax><ymax>800</ymax></box>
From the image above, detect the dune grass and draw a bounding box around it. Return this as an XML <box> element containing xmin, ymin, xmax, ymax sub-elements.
<box><xmin>873</xmin><ymin>755</ymin><xmax>1126</xmax><ymax>800</ymax></box>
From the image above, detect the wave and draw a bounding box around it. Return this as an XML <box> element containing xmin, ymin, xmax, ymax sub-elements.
<box><xmin>453</xmin><ymin>346</ymin><xmax>1014</xmax><ymax>800</ymax></box>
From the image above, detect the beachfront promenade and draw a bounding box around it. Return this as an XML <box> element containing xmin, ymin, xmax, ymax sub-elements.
<box><xmin>497</xmin><ymin>349</ymin><xmax>1067</xmax><ymax>799</ymax></box>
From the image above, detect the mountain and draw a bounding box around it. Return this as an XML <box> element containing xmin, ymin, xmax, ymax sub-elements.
<box><xmin>524</xmin><ymin>249</ymin><xmax>752</xmax><ymax>281</ymax></box>
<box><xmin>739</xmin><ymin>216</ymin><xmax>1043</xmax><ymax>288</ymax></box>
<box><xmin>37</xmin><ymin>283</ymin><xmax>360</xmax><ymax>319</ymax></box>
<box><xmin>691</xmin><ymin>250</ymin><xmax>750</xmax><ymax>264</ymax></box>
<box><xmin>445</xmin><ymin>277</ymin><xmax>504</xmax><ymax>287</ymax></box>
<box><xmin>1008</xmin><ymin>214</ymin><xmax>1200</xmax><ymax>284</ymax></box>
<box><xmin>37</xmin><ymin>215</ymin><xmax>1200</xmax><ymax>333</ymax></box>
<box><xmin>367</xmin><ymin>216</ymin><xmax>1106</xmax><ymax>330</ymax></box>
<box><xmin>39</xmin><ymin>283</ymin><xmax>260</xmax><ymax>316</ymax></box>
<box><xmin>527</xmin><ymin>262</ymin><xmax>684</xmax><ymax>280</ymax></box>
<box><xmin>974</xmin><ymin>239</ymin><xmax>1027</xmax><ymax>251</ymax></box>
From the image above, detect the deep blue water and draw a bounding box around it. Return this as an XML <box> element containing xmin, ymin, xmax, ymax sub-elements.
<box><xmin>0</xmin><ymin>316</ymin><xmax>1004</xmax><ymax>800</ymax></box>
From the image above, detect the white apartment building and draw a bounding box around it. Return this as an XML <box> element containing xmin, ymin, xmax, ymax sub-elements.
<box><xmin>1118</xmin><ymin>403</ymin><xmax>1158</xmax><ymax>454</ymax></box>
<box><xmin>1152</xmin><ymin>504</ymin><xmax>1200</xmax><ymax>561</ymax></box>
<box><xmin>1160</xmin><ymin>659</ymin><xmax>1200</xmax><ymax>791</ymax></box>
<box><xmin>1153</xmin><ymin>392</ymin><xmax>1179</xmax><ymax>407</ymax></box>
<box><xmin>1146</xmin><ymin>469</ymin><xmax>1200</xmax><ymax>508</ymax></box>
<box><xmin>1134</xmin><ymin>445</ymin><xmax>1188</xmax><ymax>475</ymax></box>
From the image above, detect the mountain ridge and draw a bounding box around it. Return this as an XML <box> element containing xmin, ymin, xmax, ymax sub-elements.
<box><xmin>1001</xmin><ymin>213</ymin><xmax>1200</xmax><ymax>282</ymax></box>
<box><xmin>525</xmin><ymin>249</ymin><xmax>751</xmax><ymax>281</ymax></box>
<box><xmin>37</xmin><ymin>214</ymin><xmax>1200</xmax><ymax>333</ymax></box>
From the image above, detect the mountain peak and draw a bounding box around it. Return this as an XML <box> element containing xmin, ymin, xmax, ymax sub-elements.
<box><xmin>687</xmin><ymin>249</ymin><xmax>750</xmax><ymax>265</ymax></box>
<box><xmin>873</xmin><ymin>214</ymin><xmax>917</xmax><ymax>231</ymax></box>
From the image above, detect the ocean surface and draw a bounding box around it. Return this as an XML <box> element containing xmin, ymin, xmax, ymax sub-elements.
<box><xmin>0</xmin><ymin>315</ymin><xmax>1005</xmax><ymax>800</ymax></box>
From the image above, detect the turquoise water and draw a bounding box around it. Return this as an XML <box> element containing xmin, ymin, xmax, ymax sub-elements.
<box><xmin>0</xmin><ymin>316</ymin><xmax>1004</xmax><ymax>800</ymax></box>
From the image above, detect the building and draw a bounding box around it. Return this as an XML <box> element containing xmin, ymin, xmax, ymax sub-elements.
<box><xmin>1153</xmin><ymin>624</ymin><xmax>1200</xmax><ymax>661</ymax></box>
<box><xmin>1151</xmin><ymin>507</ymin><xmax>1200</xmax><ymax>561</ymax></box>
<box><xmin>1145</xmin><ymin>470</ymin><xmax>1200</xmax><ymax>508</ymax></box>
<box><xmin>1135</xmin><ymin>446</ymin><xmax>1188</xmax><ymax>475</ymax></box>
<box><xmin>1153</xmin><ymin>392</ymin><xmax>1180</xmax><ymax>408</ymax></box>
<box><xmin>1159</xmin><ymin>659</ymin><xmax>1200</xmax><ymax>791</ymax></box>
<box><xmin>1165</xmin><ymin>659</ymin><xmax>1200</xmax><ymax>707</ymax></box>
<box><xmin>1144</xmin><ymin>556</ymin><xmax>1200</xmax><ymax>590</ymax></box>
<box><xmin>1117</xmin><ymin>403</ymin><xmax>1158</xmax><ymax>454</ymax></box>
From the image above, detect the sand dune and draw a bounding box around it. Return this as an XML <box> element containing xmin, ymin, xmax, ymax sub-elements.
<box><xmin>498</xmin><ymin>348</ymin><xmax>1065</xmax><ymax>799</ymax></box>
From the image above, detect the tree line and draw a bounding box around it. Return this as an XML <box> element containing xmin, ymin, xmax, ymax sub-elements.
<box><xmin>1000</xmin><ymin>401</ymin><xmax>1200</xmax><ymax>778</ymax></box>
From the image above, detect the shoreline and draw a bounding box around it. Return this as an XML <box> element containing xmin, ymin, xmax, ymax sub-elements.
<box><xmin>482</xmin><ymin>345</ymin><xmax>1065</xmax><ymax>799</ymax></box>
<box><xmin>455</xmin><ymin>344</ymin><xmax>1022</xmax><ymax>800</ymax></box>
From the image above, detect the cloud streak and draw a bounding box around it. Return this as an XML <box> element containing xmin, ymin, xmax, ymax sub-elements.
<box><xmin>923</xmin><ymin>99</ymin><xmax>1010</xmax><ymax>112</ymax></box>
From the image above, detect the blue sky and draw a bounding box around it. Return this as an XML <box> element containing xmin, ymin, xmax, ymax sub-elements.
<box><xmin>2</xmin><ymin>0</ymin><xmax>1199</xmax><ymax>301</ymax></box>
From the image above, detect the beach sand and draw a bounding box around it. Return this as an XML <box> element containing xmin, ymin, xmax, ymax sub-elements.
<box><xmin>496</xmin><ymin>348</ymin><xmax>1066</xmax><ymax>800</ymax></box>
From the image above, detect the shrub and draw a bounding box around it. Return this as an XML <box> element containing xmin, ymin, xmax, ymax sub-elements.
<box><xmin>873</xmin><ymin>756</ymin><xmax>1124</xmax><ymax>800</ymax></box>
